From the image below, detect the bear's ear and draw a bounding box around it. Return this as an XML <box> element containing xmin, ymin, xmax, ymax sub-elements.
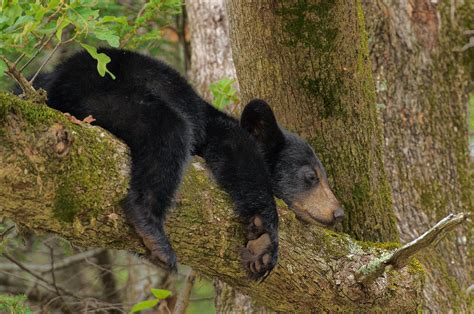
<box><xmin>240</xmin><ymin>99</ymin><xmax>285</xmax><ymax>152</ymax></box>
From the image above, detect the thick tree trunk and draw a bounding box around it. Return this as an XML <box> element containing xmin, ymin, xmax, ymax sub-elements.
<box><xmin>227</xmin><ymin>1</ymin><xmax>473</xmax><ymax>310</ymax></box>
<box><xmin>185</xmin><ymin>2</ymin><xmax>268</xmax><ymax>312</ymax></box>
<box><xmin>0</xmin><ymin>94</ymin><xmax>425</xmax><ymax>312</ymax></box>
<box><xmin>362</xmin><ymin>1</ymin><xmax>474</xmax><ymax>311</ymax></box>
<box><xmin>227</xmin><ymin>1</ymin><xmax>398</xmax><ymax>243</ymax></box>
<box><xmin>186</xmin><ymin>0</ymin><xmax>238</xmax><ymax>101</ymax></box>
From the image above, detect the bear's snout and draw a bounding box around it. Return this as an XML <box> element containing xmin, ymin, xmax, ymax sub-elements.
<box><xmin>290</xmin><ymin>177</ymin><xmax>344</xmax><ymax>226</ymax></box>
<box><xmin>333</xmin><ymin>208</ymin><xmax>344</xmax><ymax>222</ymax></box>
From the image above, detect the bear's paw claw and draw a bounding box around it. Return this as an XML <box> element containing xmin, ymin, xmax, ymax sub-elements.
<box><xmin>141</xmin><ymin>233</ymin><xmax>178</xmax><ymax>271</ymax></box>
<box><xmin>241</xmin><ymin>229</ymin><xmax>278</xmax><ymax>281</ymax></box>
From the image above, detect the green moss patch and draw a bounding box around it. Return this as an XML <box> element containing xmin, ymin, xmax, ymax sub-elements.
<box><xmin>1</xmin><ymin>92</ymin><xmax>129</xmax><ymax>223</ymax></box>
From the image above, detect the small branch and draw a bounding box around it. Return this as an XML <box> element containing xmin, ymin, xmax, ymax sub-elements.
<box><xmin>119</xmin><ymin>4</ymin><xmax>146</xmax><ymax>48</ymax></box>
<box><xmin>0</xmin><ymin>278</ymin><xmax>73</xmax><ymax>313</ymax></box>
<box><xmin>1</xmin><ymin>56</ymin><xmax>38</xmax><ymax>99</ymax></box>
<box><xmin>453</xmin><ymin>30</ymin><xmax>474</xmax><ymax>52</ymax></box>
<box><xmin>457</xmin><ymin>36</ymin><xmax>474</xmax><ymax>52</ymax></box>
<box><xmin>0</xmin><ymin>248</ymin><xmax>104</xmax><ymax>272</ymax></box>
<box><xmin>30</xmin><ymin>41</ymin><xmax>61</xmax><ymax>85</ymax></box>
<box><xmin>173</xmin><ymin>269</ymin><xmax>196</xmax><ymax>314</ymax></box>
<box><xmin>44</xmin><ymin>242</ymin><xmax>73</xmax><ymax>314</ymax></box>
<box><xmin>14</xmin><ymin>52</ymin><xmax>27</xmax><ymax>66</ymax></box>
<box><xmin>19</xmin><ymin>31</ymin><xmax>56</xmax><ymax>72</ymax></box>
<box><xmin>1</xmin><ymin>252</ymin><xmax>80</xmax><ymax>299</ymax></box>
<box><xmin>0</xmin><ymin>225</ymin><xmax>15</xmax><ymax>238</ymax></box>
<box><xmin>44</xmin><ymin>243</ymin><xmax>61</xmax><ymax>298</ymax></box>
<box><xmin>357</xmin><ymin>213</ymin><xmax>469</xmax><ymax>285</ymax></box>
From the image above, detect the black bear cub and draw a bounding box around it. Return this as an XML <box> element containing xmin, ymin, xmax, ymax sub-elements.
<box><xmin>31</xmin><ymin>48</ymin><xmax>343</xmax><ymax>280</ymax></box>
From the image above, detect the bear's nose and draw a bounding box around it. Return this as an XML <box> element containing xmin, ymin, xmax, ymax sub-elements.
<box><xmin>333</xmin><ymin>208</ymin><xmax>344</xmax><ymax>222</ymax></box>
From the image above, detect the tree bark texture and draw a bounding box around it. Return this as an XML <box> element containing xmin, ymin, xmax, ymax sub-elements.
<box><xmin>186</xmin><ymin>0</ymin><xmax>238</xmax><ymax>102</ymax></box>
<box><xmin>227</xmin><ymin>1</ymin><xmax>399</xmax><ymax>244</ymax></box>
<box><xmin>0</xmin><ymin>94</ymin><xmax>424</xmax><ymax>312</ymax></box>
<box><xmin>362</xmin><ymin>1</ymin><xmax>473</xmax><ymax>311</ymax></box>
<box><xmin>185</xmin><ymin>2</ymin><xmax>268</xmax><ymax>311</ymax></box>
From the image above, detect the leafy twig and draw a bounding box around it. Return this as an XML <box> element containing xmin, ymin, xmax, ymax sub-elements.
<box><xmin>119</xmin><ymin>2</ymin><xmax>148</xmax><ymax>48</ymax></box>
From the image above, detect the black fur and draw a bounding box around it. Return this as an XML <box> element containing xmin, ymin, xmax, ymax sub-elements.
<box><xmin>24</xmin><ymin>48</ymin><xmax>339</xmax><ymax>280</ymax></box>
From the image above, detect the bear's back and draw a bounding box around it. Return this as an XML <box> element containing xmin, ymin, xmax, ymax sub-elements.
<box><xmin>47</xmin><ymin>48</ymin><xmax>200</xmax><ymax>112</ymax></box>
<box><xmin>42</xmin><ymin>48</ymin><xmax>209</xmax><ymax>147</ymax></box>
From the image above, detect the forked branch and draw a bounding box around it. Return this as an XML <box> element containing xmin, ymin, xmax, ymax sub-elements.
<box><xmin>1</xmin><ymin>56</ymin><xmax>37</xmax><ymax>98</ymax></box>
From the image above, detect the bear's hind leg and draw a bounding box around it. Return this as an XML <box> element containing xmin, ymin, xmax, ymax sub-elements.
<box><xmin>123</xmin><ymin>107</ymin><xmax>191</xmax><ymax>270</ymax></box>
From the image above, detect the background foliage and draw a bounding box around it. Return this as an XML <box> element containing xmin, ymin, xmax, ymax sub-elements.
<box><xmin>0</xmin><ymin>0</ymin><xmax>181</xmax><ymax>88</ymax></box>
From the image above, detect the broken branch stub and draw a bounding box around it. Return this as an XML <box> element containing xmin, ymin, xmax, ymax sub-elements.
<box><xmin>357</xmin><ymin>213</ymin><xmax>470</xmax><ymax>285</ymax></box>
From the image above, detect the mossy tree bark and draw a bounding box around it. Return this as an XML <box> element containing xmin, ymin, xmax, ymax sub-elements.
<box><xmin>185</xmin><ymin>0</ymin><xmax>238</xmax><ymax>101</ymax></box>
<box><xmin>362</xmin><ymin>1</ymin><xmax>474</xmax><ymax>311</ymax></box>
<box><xmin>227</xmin><ymin>0</ymin><xmax>472</xmax><ymax>311</ymax></box>
<box><xmin>227</xmin><ymin>1</ymin><xmax>398</xmax><ymax>243</ymax></box>
<box><xmin>185</xmin><ymin>2</ymin><xmax>270</xmax><ymax>311</ymax></box>
<box><xmin>0</xmin><ymin>93</ymin><xmax>426</xmax><ymax>311</ymax></box>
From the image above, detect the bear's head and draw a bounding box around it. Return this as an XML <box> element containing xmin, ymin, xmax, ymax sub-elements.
<box><xmin>241</xmin><ymin>99</ymin><xmax>344</xmax><ymax>226</ymax></box>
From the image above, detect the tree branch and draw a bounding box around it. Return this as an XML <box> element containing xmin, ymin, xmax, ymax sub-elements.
<box><xmin>1</xmin><ymin>253</ymin><xmax>79</xmax><ymax>300</ymax></box>
<box><xmin>173</xmin><ymin>269</ymin><xmax>196</xmax><ymax>314</ymax></box>
<box><xmin>0</xmin><ymin>93</ymin><xmax>429</xmax><ymax>312</ymax></box>
<box><xmin>356</xmin><ymin>213</ymin><xmax>470</xmax><ymax>285</ymax></box>
<box><xmin>0</xmin><ymin>57</ymin><xmax>39</xmax><ymax>100</ymax></box>
<box><xmin>0</xmin><ymin>249</ymin><xmax>104</xmax><ymax>273</ymax></box>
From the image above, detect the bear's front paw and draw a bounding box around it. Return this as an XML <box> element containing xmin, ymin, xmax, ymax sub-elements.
<box><xmin>241</xmin><ymin>215</ymin><xmax>278</xmax><ymax>281</ymax></box>
<box><xmin>141</xmin><ymin>234</ymin><xmax>178</xmax><ymax>271</ymax></box>
<box><xmin>148</xmin><ymin>249</ymin><xmax>177</xmax><ymax>271</ymax></box>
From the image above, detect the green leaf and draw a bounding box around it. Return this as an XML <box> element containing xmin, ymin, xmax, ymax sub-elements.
<box><xmin>46</xmin><ymin>0</ymin><xmax>61</xmax><ymax>10</ymax></box>
<box><xmin>99</xmin><ymin>16</ymin><xmax>128</xmax><ymax>25</ymax></box>
<box><xmin>130</xmin><ymin>299</ymin><xmax>159</xmax><ymax>313</ymax></box>
<box><xmin>75</xmin><ymin>7</ymin><xmax>99</xmax><ymax>20</ymax></box>
<box><xmin>222</xmin><ymin>82</ymin><xmax>232</xmax><ymax>94</ymax></box>
<box><xmin>150</xmin><ymin>288</ymin><xmax>172</xmax><ymax>299</ymax></box>
<box><xmin>12</xmin><ymin>15</ymin><xmax>33</xmax><ymax>27</ymax></box>
<box><xmin>209</xmin><ymin>77</ymin><xmax>239</xmax><ymax>110</ymax></box>
<box><xmin>94</xmin><ymin>29</ymin><xmax>120</xmax><ymax>47</ymax></box>
<box><xmin>5</xmin><ymin>5</ymin><xmax>23</xmax><ymax>22</ymax></box>
<box><xmin>0</xmin><ymin>15</ymin><xmax>9</xmax><ymax>24</ymax></box>
<box><xmin>79</xmin><ymin>0</ymin><xmax>96</xmax><ymax>5</ymax></box>
<box><xmin>56</xmin><ymin>17</ymin><xmax>70</xmax><ymax>41</ymax></box>
<box><xmin>0</xmin><ymin>59</ymin><xmax>6</xmax><ymax>78</ymax></box>
<box><xmin>80</xmin><ymin>43</ymin><xmax>116</xmax><ymax>79</ymax></box>
<box><xmin>33</xmin><ymin>6</ymin><xmax>47</xmax><ymax>22</ymax></box>
<box><xmin>214</xmin><ymin>95</ymin><xmax>224</xmax><ymax>109</ymax></box>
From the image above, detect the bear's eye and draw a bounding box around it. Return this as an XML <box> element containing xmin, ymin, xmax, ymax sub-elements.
<box><xmin>304</xmin><ymin>171</ymin><xmax>318</xmax><ymax>185</ymax></box>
